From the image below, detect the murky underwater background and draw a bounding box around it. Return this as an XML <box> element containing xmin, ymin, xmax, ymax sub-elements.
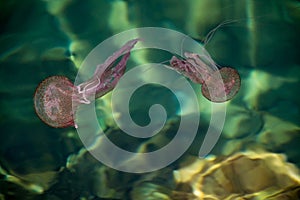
<box><xmin>0</xmin><ymin>0</ymin><xmax>300</xmax><ymax>199</ymax></box>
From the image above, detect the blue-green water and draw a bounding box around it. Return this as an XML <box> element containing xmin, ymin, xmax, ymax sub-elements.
<box><xmin>1</xmin><ymin>0</ymin><xmax>300</xmax><ymax>199</ymax></box>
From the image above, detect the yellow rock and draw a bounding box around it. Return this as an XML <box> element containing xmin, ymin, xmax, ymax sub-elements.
<box><xmin>174</xmin><ymin>152</ymin><xmax>300</xmax><ymax>200</ymax></box>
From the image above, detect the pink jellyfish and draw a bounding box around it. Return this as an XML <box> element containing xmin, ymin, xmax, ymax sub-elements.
<box><xmin>170</xmin><ymin>52</ymin><xmax>241</xmax><ymax>102</ymax></box>
<box><xmin>34</xmin><ymin>39</ymin><xmax>139</xmax><ymax>128</ymax></box>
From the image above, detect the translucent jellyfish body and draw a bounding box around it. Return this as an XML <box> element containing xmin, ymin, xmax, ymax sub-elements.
<box><xmin>34</xmin><ymin>39</ymin><xmax>139</xmax><ymax>128</ymax></box>
<box><xmin>170</xmin><ymin>52</ymin><xmax>241</xmax><ymax>102</ymax></box>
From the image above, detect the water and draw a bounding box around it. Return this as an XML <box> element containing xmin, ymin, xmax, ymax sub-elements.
<box><xmin>0</xmin><ymin>0</ymin><xmax>300</xmax><ymax>199</ymax></box>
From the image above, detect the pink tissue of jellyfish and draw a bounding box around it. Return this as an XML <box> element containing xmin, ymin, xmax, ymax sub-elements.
<box><xmin>170</xmin><ymin>52</ymin><xmax>241</xmax><ymax>103</ymax></box>
<box><xmin>34</xmin><ymin>39</ymin><xmax>139</xmax><ymax>128</ymax></box>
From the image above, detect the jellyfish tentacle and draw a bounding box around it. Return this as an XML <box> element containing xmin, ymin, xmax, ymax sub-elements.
<box><xmin>203</xmin><ymin>19</ymin><xmax>241</xmax><ymax>48</ymax></box>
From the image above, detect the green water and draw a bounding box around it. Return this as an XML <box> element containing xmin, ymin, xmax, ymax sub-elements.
<box><xmin>1</xmin><ymin>0</ymin><xmax>300</xmax><ymax>199</ymax></box>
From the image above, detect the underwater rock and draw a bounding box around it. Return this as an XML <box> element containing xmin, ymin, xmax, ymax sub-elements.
<box><xmin>130</xmin><ymin>168</ymin><xmax>176</xmax><ymax>200</ymax></box>
<box><xmin>0</xmin><ymin>163</ymin><xmax>59</xmax><ymax>198</ymax></box>
<box><xmin>257</xmin><ymin>113</ymin><xmax>300</xmax><ymax>166</ymax></box>
<box><xmin>220</xmin><ymin>139</ymin><xmax>243</xmax><ymax>156</ymax></box>
<box><xmin>131</xmin><ymin>182</ymin><xmax>172</xmax><ymax>200</ymax></box>
<box><xmin>39</xmin><ymin>148</ymin><xmax>139</xmax><ymax>200</ymax></box>
<box><xmin>173</xmin><ymin>152</ymin><xmax>300</xmax><ymax>200</ymax></box>
<box><xmin>262</xmin><ymin>185</ymin><xmax>300</xmax><ymax>200</ymax></box>
<box><xmin>221</xmin><ymin>104</ymin><xmax>263</xmax><ymax>139</ymax></box>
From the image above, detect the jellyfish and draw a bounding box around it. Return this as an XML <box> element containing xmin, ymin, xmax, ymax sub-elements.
<box><xmin>170</xmin><ymin>52</ymin><xmax>241</xmax><ymax>103</ymax></box>
<box><xmin>34</xmin><ymin>39</ymin><xmax>139</xmax><ymax>128</ymax></box>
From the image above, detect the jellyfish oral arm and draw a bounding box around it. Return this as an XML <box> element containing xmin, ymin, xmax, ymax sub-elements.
<box><xmin>94</xmin><ymin>51</ymin><xmax>131</xmax><ymax>98</ymax></box>
<box><xmin>169</xmin><ymin>52</ymin><xmax>217</xmax><ymax>84</ymax></box>
<box><xmin>73</xmin><ymin>39</ymin><xmax>139</xmax><ymax>105</ymax></box>
<box><xmin>170</xmin><ymin>56</ymin><xmax>203</xmax><ymax>83</ymax></box>
<box><xmin>75</xmin><ymin>77</ymin><xmax>101</xmax><ymax>104</ymax></box>
<box><xmin>184</xmin><ymin>52</ymin><xmax>217</xmax><ymax>80</ymax></box>
<box><xmin>93</xmin><ymin>38</ymin><xmax>140</xmax><ymax>77</ymax></box>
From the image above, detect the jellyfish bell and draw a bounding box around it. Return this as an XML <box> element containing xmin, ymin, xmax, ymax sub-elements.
<box><xmin>34</xmin><ymin>76</ymin><xmax>75</xmax><ymax>128</ymax></box>
<box><xmin>201</xmin><ymin>67</ymin><xmax>241</xmax><ymax>103</ymax></box>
